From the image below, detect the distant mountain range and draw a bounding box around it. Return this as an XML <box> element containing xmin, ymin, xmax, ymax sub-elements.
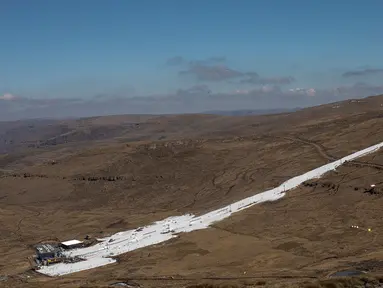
<box><xmin>202</xmin><ymin>108</ymin><xmax>301</xmax><ymax>116</ymax></box>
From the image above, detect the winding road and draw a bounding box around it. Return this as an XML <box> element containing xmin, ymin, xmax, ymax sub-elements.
<box><xmin>263</xmin><ymin>134</ymin><xmax>383</xmax><ymax>170</ymax></box>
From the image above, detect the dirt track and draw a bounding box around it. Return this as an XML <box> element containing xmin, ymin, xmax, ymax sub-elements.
<box><xmin>270</xmin><ymin>134</ymin><xmax>383</xmax><ymax>170</ymax></box>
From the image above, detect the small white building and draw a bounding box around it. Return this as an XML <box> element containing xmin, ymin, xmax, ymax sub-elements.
<box><xmin>60</xmin><ymin>239</ymin><xmax>83</xmax><ymax>250</ymax></box>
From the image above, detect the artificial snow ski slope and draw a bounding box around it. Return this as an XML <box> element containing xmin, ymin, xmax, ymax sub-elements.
<box><xmin>38</xmin><ymin>140</ymin><xmax>383</xmax><ymax>276</ymax></box>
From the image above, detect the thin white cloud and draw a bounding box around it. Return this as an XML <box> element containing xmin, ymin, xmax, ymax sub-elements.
<box><xmin>1</xmin><ymin>83</ymin><xmax>382</xmax><ymax>120</ymax></box>
<box><xmin>307</xmin><ymin>88</ymin><xmax>316</xmax><ymax>97</ymax></box>
<box><xmin>0</xmin><ymin>93</ymin><xmax>17</xmax><ymax>101</ymax></box>
<box><xmin>288</xmin><ymin>88</ymin><xmax>316</xmax><ymax>96</ymax></box>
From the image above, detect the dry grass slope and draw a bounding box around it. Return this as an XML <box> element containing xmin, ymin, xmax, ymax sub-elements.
<box><xmin>0</xmin><ymin>95</ymin><xmax>383</xmax><ymax>287</ymax></box>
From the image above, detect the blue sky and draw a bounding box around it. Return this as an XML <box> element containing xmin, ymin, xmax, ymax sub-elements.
<box><xmin>1</xmin><ymin>0</ymin><xmax>383</xmax><ymax>103</ymax></box>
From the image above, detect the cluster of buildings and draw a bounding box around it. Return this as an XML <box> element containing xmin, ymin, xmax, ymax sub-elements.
<box><xmin>34</xmin><ymin>239</ymin><xmax>84</xmax><ymax>266</ymax></box>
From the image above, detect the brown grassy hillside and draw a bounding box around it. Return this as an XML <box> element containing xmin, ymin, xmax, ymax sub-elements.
<box><xmin>0</xmin><ymin>95</ymin><xmax>383</xmax><ymax>287</ymax></box>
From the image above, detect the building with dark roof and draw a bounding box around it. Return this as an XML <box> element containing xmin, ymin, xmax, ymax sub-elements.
<box><xmin>35</xmin><ymin>243</ymin><xmax>60</xmax><ymax>261</ymax></box>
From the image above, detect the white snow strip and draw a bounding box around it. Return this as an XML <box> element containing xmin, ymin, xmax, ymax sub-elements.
<box><xmin>37</xmin><ymin>257</ymin><xmax>116</xmax><ymax>276</ymax></box>
<box><xmin>37</xmin><ymin>140</ymin><xmax>383</xmax><ymax>276</ymax></box>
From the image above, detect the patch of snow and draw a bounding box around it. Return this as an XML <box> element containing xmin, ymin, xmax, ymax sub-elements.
<box><xmin>37</xmin><ymin>140</ymin><xmax>383</xmax><ymax>276</ymax></box>
<box><xmin>39</xmin><ymin>257</ymin><xmax>116</xmax><ymax>276</ymax></box>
